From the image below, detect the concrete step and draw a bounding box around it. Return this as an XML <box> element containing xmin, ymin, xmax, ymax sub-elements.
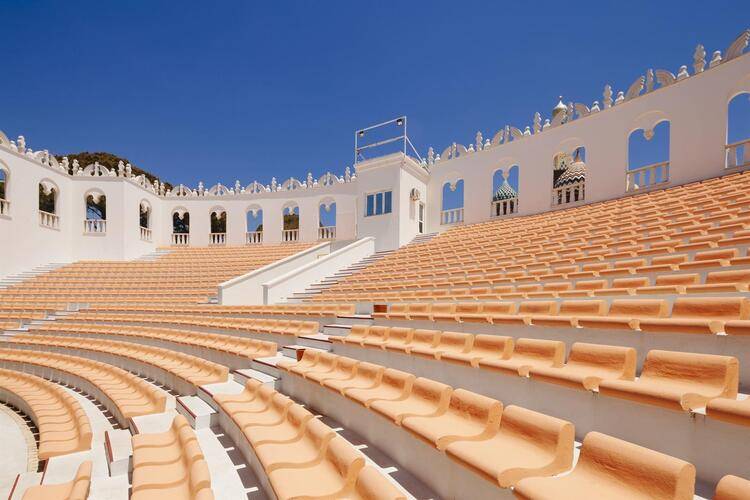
<box><xmin>177</xmin><ymin>395</ymin><xmax>217</xmax><ymax>429</ymax></box>
<box><xmin>251</xmin><ymin>355</ymin><xmax>289</xmax><ymax>378</ymax></box>
<box><xmin>333</xmin><ymin>315</ymin><xmax>374</xmax><ymax>326</ymax></box>
<box><xmin>298</xmin><ymin>334</ymin><xmax>332</xmax><ymax>350</ymax></box>
<box><xmin>323</xmin><ymin>323</ymin><xmax>352</xmax><ymax>336</ymax></box>
<box><xmin>232</xmin><ymin>368</ymin><xmax>277</xmax><ymax>389</ymax></box>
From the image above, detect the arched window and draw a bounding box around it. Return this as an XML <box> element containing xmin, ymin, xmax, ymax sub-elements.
<box><xmin>491</xmin><ymin>165</ymin><xmax>519</xmax><ymax>217</ymax></box>
<box><xmin>627</xmin><ymin>121</ymin><xmax>670</xmax><ymax>191</ymax></box>
<box><xmin>0</xmin><ymin>167</ymin><xmax>8</xmax><ymax>216</ymax></box>
<box><xmin>84</xmin><ymin>192</ymin><xmax>107</xmax><ymax>234</ymax></box>
<box><xmin>441</xmin><ymin>179</ymin><xmax>464</xmax><ymax>225</ymax></box>
<box><xmin>172</xmin><ymin>210</ymin><xmax>190</xmax><ymax>246</ymax></box>
<box><xmin>139</xmin><ymin>201</ymin><xmax>152</xmax><ymax>241</ymax></box>
<box><xmin>727</xmin><ymin>92</ymin><xmax>750</xmax><ymax>169</ymax></box>
<box><xmin>209</xmin><ymin>209</ymin><xmax>227</xmax><ymax>245</ymax></box>
<box><xmin>246</xmin><ymin>207</ymin><xmax>263</xmax><ymax>244</ymax></box>
<box><xmin>319</xmin><ymin>201</ymin><xmax>336</xmax><ymax>240</ymax></box>
<box><xmin>552</xmin><ymin>147</ymin><xmax>586</xmax><ymax>206</ymax></box>
<box><xmin>282</xmin><ymin>204</ymin><xmax>300</xmax><ymax>242</ymax></box>
<box><xmin>38</xmin><ymin>181</ymin><xmax>59</xmax><ymax>229</ymax></box>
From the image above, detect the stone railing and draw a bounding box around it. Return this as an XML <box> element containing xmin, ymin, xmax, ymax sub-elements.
<box><xmin>552</xmin><ymin>180</ymin><xmax>586</xmax><ymax>206</ymax></box>
<box><xmin>39</xmin><ymin>210</ymin><xmax>59</xmax><ymax>229</ymax></box>
<box><xmin>83</xmin><ymin>219</ymin><xmax>106</xmax><ymax>234</ymax></box>
<box><xmin>209</xmin><ymin>233</ymin><xmax>226</xmax><ymax>246</ymax></box>
<box><xmin>491</xmin><ymin>198</ymin><xmax>518</xmax><ymax>217</ymax></box>
<box><xmin>726</xmin><ymin>138</ymin><xmax>750</xmax><ymax>170</ymax></box>
<box><xmin>318</xmin><ymin>226</ymin><xmax>336</xmax><ymax>240</ymax></box>
<box><xmin>246</xmin><ymin>231</ymin><xmax>263</xmax><ymax>245</ymax></box>
<box><xmin>0</xmin><ymin>199</ymin><xmax>8</xmax><ymax>217</ymax></box>
<box><xmin>140</xmin><ymin>226</ymin><xmax>152</xmax><ymax>242</ymax></box>
<box><xmin>626</xmin><ymin>161</ymin><xmax>670</xmax><ymax>191</ymax></box>
<box><xmin>172</xmin><ymin>233</ymin><xmax>190</xmax><ymax>246</ymax></box>
<box><xmin>441</xmin><ymin>207</ymin><xmax>464</xmax><ymax>225</ymax></box>
<box><xmin>282</xmin><ymin>229</ymin><xmax>299</xmax><ymax>243</ymax></box>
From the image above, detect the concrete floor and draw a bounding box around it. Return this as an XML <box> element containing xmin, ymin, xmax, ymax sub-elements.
<box><xmin>0</xmin><ymin>403</ymin><xmax>34</xmax><ymax>498</ymax></box>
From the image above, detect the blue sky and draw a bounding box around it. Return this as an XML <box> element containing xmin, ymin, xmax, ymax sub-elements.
<box><xmin>1</xmin><ymin>1</ymin><xmax>748</xmax><ymax>187</ymax></box>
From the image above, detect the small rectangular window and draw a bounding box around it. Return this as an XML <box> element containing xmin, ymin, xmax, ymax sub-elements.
<box><xmin>375</xmin><ymin>192</ymin><xmax>383</xmax><ymax>215</ymax></box>
<box><xmin>384</xmin><ymin>191</ymin><xmax>392</xmax><ymax>214</ymax></box>
<box><xmin>364</xmin><ymin>190</ymin><xmax>393</xmax><ymax>217</ymax></box>
<box><xmin>366</xmin><ymin>194</ymin><xmax>374</xmax><ymax>216</ymax></box>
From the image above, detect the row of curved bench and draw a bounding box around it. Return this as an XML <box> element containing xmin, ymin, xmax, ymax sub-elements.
<box><xmin>0</xmin><ymin>368</ymin><xmax>91</xmax><ymax>460</ymax></box>
<box><xmin>279</xmin><ymin>350</ymin><xmax>750</xmax><ymax>499</ymax></box>
<box><xmin>0</xmin><ymin>347</ymin><xmax>166</xmax><ymax>425</ymax></box>
<box><xmin>214</xmin><ymin>378</ymin><xmax>406</xmax><ymax>499</ymax></box>
<box><xmin>330</xmin><ymin>325</ymin><xmax>746</xmax><ymax>421</ymax></box>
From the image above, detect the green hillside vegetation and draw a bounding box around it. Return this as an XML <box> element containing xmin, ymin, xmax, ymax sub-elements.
<box><xmin>55</xmin><ymin>151</ymin><xmax>172</xmax><ymax>190</ymax></box>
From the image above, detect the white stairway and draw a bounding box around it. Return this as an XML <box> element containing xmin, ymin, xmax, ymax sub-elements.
<box><xmin>0</xmin><ymin>263</ymin><xmax>69</xmax><ymax>289</ymax></box>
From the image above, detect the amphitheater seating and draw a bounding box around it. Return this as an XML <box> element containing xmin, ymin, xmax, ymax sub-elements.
<box><xmin>131</xmin><ymin>415</ymin><xmax>214</xmax><ymax>499</ymax></box>
<box><xmin>0</xmin><ymin>348</ymin><xmax>166</xmax><ymax>420</ymax></box>
<box><xmin>21</xmin><ymin>460</ymin><xmax>92</xmax><ymax>500</ymax></box>
<box><xmin>512</xmin><ymin>432</ymin><xmax>696</xmax><ymax>500</ymax></box>
<box><xmin>714</xmin><ymin>474</ymin><xmax>750</xmax><ymax>500</ymax></box>
<box><xmin>29</xmin><ymin>322</ymin><xmax>278</xmax><ymax>360</ymax></box>
<box><xmin>214</xmin><ymin>379</ymin><xmax>405</xmax><ymax>499</ymax></box>
<box><xmin>279</xmin><ymin>351</ymin><xmax>576</xmax><ymax>489</ymax></box>
<box><xmin>7</xmin><ymin>335</ymin><xmax>229</xmax><ymax>387</ymax></box>
<box><xmin>0</xmin><ymin>368</ymin><xmax>92</xmax><ymax>459</ymax></box>
<box><xmin>84</xmin><ymin>303</ymin><xmax>357</xmax><ymax>317</ymax></box>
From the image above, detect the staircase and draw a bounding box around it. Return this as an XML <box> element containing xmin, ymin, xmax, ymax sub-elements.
<box><xmin>407</xmin><ymin>232</ymin><xmax>439</xmax><ymax>246</ymax></box>
<box><xmin>0</xmin><ymin>263</ymin><xmax>69</xmax><ymax>290</ymax></box>
<box><xmin>285</xmin><ymin>249</ymin><xmax>395</xmax><ymax>302</ymax></box>
<box><xmin>135</xmin><ymin>249</ymin><xmax>172</xmax><ymax>261</ymax></box>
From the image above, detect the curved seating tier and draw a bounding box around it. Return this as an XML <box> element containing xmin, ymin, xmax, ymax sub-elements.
<box><xmin>21</xmin><ymin>460</ymin><xmax>92</xmax><ymax>500</ymax></box>
<box><xmin>28</xmin><ymin>322</ymin><xmax>277</xmax><ymax>361</ymax></box>
<box><xmin>84</xmin><ymin>303</ymin><xmax>357</xmax><ymax>317</ymax></box>
<box><xmin>213</xmin><ymin>379</ymin><xmax>406</xmax><ymax>499</ymax></box>
<box><xmin>6</xmin><ymin>335</ymin><xmax>229</xmax><ymax>389</ymax></box>
<box><xmin>0</xmin><ymin>368</ymin><xmax>92</xmax><ymax>460</ymax></box>
<box><xmin>277</xmin><ymin>349</ymin><xmax>713</xmax><ymax>498</ymax></box>
<box><xmin>64</xmin><ymin>312</ymin><xmax>320</xmax><ymax>338</ymax></box>
<box><xmin>0</xmin><ymin>348</ymin><xmax>166</xmax><ymax>423</ymax></box>
<box><xmin>131</xmin><ymin>415</ymin><xmax>214</xmax><ymax>500</ymax></box>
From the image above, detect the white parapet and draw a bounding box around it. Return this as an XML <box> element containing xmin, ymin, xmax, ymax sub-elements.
<box><xmin>217</xmin><ymin>241</ymin><xmax>332</xmax><ymax>305</ymax></box>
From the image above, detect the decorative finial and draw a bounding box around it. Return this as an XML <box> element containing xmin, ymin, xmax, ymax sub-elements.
<box><xmin>694</xmin><ymin>44</ymin><xmax>706</xmax><ymax>74</ymax></box>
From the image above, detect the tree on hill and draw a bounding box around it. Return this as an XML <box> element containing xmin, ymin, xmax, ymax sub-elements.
<box><xmin>54</xmin><ymin>151</ymin><xmax>172</xmax><ymax>190</ymax></box>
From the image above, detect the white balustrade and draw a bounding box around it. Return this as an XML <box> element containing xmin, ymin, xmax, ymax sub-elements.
<box><xmin>491</xmin><ymin>198</ymin><xmax>518</xmax><ymax>217</ymax></box>
<box><xmin>552</xmin><ymin>181</ymin><xmax>586</xmax><ymax>206</ymax></box>
<box><xmin>318</xmin><ymin>226</ymin><xmax>336</xmax><ymax>240</ymax></box>
<box><xmin>172</xmin><ymin>233</ymin><xmax>190</xmax><ymax>246</ymax></box>
<box><xmin>726</xmin><ymin>138</ymin><xmax>750</xmax><ymax>170</ymax></box>
<box><xmin>440</xmin><ymin>207</ymin><xmax>464</xmax><ymax>225</ymax></box>
<box><xmin>626</xmin><ymin>161</ymin><xmax>670</xmax><ymax>191</ymax></box>
<box><xmin>209</xmin><ymin>232</ymin><xmax>226</xmax><ymax>245</ymax></box>
<box><xmin>140</xmin><ymin>226</ymin><xmax>152</xmax><ymax>242</ymax></box>
<box><xmin>0</xmin><ymin>199</ymin><xmax>9</xmax><ymax>217</ymax></box>
<box><xmin>282</xmin><ymin>229</ymin><xmax>299</xmax><ymax>242</ymax></box>
<box><xmin>39</xmin><ymin>210</ymin><xmax>59</xmax><ymax>229</ymax></box>
<box><xmin>83</xmin><ymin>219</ymin><xmax>107</xmax><ymax>234</ymax></box>
<box><xmin>246</xmin><ymin>231</ymin><xmax>263</xmax><ymax>245</ymax></box>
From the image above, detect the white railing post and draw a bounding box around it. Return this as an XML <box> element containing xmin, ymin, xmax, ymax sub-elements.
<box><xmin>84</xmin><ymin>219</ymin><xmax>106</xmax><ymax>234</ymax></box>
<box><xmin>318</xmin><ymin>226</ymin><xmax>336</xmax><ymax>240</ymax></box>
<box><xmin>246</xmin><ymin>231</ymin><xmax>263</xmax><ymax>245</ymax></box>
<box><xmin>440</xmin><ymin>207</ymin><xmax>464</xmax><ymax>225</ymax></box>
<box><xmin>625</xmin><ymin>161</ymin><xmax>670</xmax><ymax>192</ymax></box>
<box><xmin>39</xmin><ymin>211</ymin><xmax>59</xmax><ymax>229</ymax></box>
<box><xmin>491</xmin><ymin>197</ymin><xmax>518</xmax><ymax>217</ymax></box>
<box><xmin>726</xmin><ymin>138</ymin><xmax>750</xmax><ymax>170</ymax></box>
<box><xmin>172</xmin><ymin>233</ymin><xmax>190</xmax><ymax>246</ymax></box>
<box><xmin>0</xmin><ymin>199</ymin><xmax>9</xmax><ymax>216</ymax></box>
<box><xmin>209</xmin><ymin>233</ymin><xmax>226</xmax><ymax>246</ymax></box>
<box><xmin>140</xmin><ymin>226</ymin><xmax>152</xmax><ymax>242</ymax></box>
<box><xmin>552</xmin><ymin>180</ymin><xmax>586</xmax><ymax>206</ymax></box>
<box><xmin>282</xmin><ymin>229</ymin><xmax>299</xmax><ymax>242</ymax></box>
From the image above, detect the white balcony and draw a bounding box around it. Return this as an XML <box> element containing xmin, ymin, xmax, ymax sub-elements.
<box><xmin>209</xmin><ymin>233</ymin><xmax>226</xmax><ymax>246</ymax></box>
<box><xmin>0</xmin><ymin>199</ymin><xmax>9</xmax><ymax>217</ymax></box>
<box><xmin>246</xmin><ymin>231</ymin><xmax>263</xmax><ymax>245</ymax></box>
<box><xmin>172</xmin><ymin>233</ymin><xmax>190</xmax><ymax>246</ymax></box>
<box><xmin>318</xmin><ymin>226</ymin><xmax>336</xmax><ymax>240</ymax></box>
<box><xmin>282</xmin><ymin>229</ymin><xmax>299</xmax><ymax>242</ymax></box>
<box><xmin>39</xmin><ymin>210</ymin><xmax>59</xmax><ymax>229</ymax></box>
<box><xmin>84</xmin><ymin>219</ymin><xmax>107</xmax><ymax>234</ymax></box>
<box><xmin>726</xmin><ymin>138</ymin><xmax>750</xmax><ymax>170</ymax></box>
<box><xmin>491</xmin><ymin>198</ymin><xmax>518</xmax><ymax>218</ymax></box>
<box><xmin>440</xmin><ymin>207</ymin><xmax>464</xmax><ymax>225</ymax></box>
<box><xmin>140</xmin><ymin>226</ymin><xmax>152</xmax><ymax>242</ymax></box>
<box><xmin>552</xmin><ymin>180</ymin><xmax>585</xmax><ymax>206</ymax></box>
<box><xmin>626</xmin><ymin>161</ymin><xmax>670</xmax><ymax>192</ymax></box>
